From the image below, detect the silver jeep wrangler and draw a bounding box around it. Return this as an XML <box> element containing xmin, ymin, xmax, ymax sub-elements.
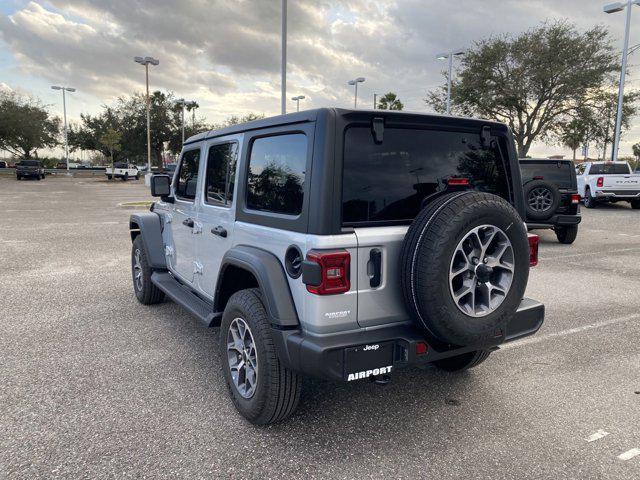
<box><xmin>129</xmin><ymin>108</ymin><xmax>544</xmax><ymax>425</ymax></box>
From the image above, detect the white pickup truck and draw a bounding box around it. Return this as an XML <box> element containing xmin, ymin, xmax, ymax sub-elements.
<box><xmin>576</xmin><ymin>161</ymin><xmax>640</xmax><ymax>209</ymax></box>
<box><xmin>105</xmin><ymin>162</ymin><xmax>140</xmax><ymax>181</ymax></box>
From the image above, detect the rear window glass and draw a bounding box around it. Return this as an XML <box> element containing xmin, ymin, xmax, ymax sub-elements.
<box><xmin>520</xmin><ymin>161</ymin><xmax>574</xmax><ymax>189</ymax></box>
<box><xmin>21</xmin><ymin>160</ymin><xmax>40</xmax><ymax>166</ymax></box>
<box><xmin>589</xmin><ymin>163</ymin><xmax>630</xmax><ymax>175</ymax></box>
<box><xmin>342</xmin><ymin>127</ymin><xmax>509</xmax><ymax>225</ymax></box>
<box><xmin>246</xmin><ymin>134</ymin><xmax>306</xmax><ymax>216</ymax></box>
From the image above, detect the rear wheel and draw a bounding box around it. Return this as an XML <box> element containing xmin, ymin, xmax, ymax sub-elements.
<box><xmin>555</xmin><ymin>225</ymin><xmax>578</xmax><ymax>244</ymax></box>
<box><xmin>220</xmin><ymin>289</ymin><xmax>302</xmax><ymax>425</ymax></box>
<box><xmin>583</xmin><ymin>188</ymin><xmax>597</xmax><ymax>208</ymax></box>
<box><xmin>433</xmin><ymin>350</ymin><xmax>492</xmax><ymax>372</ymax></box>
<box><xmin>122</xmin><ymin>173</ymin><xmax>129</xmax><ymax>181</ymax></box>
<box><xmin>131</xmin><ymin>236</ymin><xmax>164</xmax><ymax>305</ymax></box>
<box><xmin>631</xmin><ymin>199</ymin><xmax>640</xmax><ymax>210</ymax></box>
<box><xmin>107</xmin><ymin>175</ymin><xmax>113</xmax><ymax>180</ymax></box>
<box><xmin>16</xmin><ymin>175</ymin><xmax>21</xmax><ymax>180</ymax></box>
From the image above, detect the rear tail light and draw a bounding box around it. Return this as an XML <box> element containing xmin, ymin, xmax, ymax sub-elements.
<box><xmin>597</xmin><ymin>177</ymin><xmax>604</xmax><ymax>187</ymax></box>
<box><xmin>305</xmin><ymin>250</ymin><xmax>350</xmax><ymax>295</ymax></box>
<box><xmin>528</xmin><ymin>233</ymin><xmax>539</xmax><ymax>267</ymax></box>
<box><xmin>416</xmin><ymin>342</ymin><xmax>428</xmax><ymax>355</ymax></box>
<box><xmin>571</xmin><ymin>194</ymin><xmax>581</xmax><ymax>204</ymax></box>
<box><xmin>447</xmin><ymin>177</ymin><xmax>470</xmax><ymax>186</ymax></box>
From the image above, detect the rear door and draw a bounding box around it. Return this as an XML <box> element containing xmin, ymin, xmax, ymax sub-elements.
<box><xmin>520</xmin><ymin>160</ymin><xmax>577</xmax><ymax>213</ymax></box>
<box><xmin>168</xmin><ymin>147</ymin><xmax>202</xmax><ymax>284</ymax></box>
<box><xmin>194</xmin><ymin>136</ymin><xmax>241</xmax><ymax>300</ymax></box>
<box><xmin>342</xmin><ymin>125</ymin><xmax>511</xmax><ymax>328</ymax></box>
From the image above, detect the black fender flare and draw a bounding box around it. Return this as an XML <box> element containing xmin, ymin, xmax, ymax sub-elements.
<box><xmin>216</xmin><ymin>245</ymin><xmax>299</xmax><ymax>328</ymax></box>
<box><xmin>129</xmin><ymin>212</ymin><xmax>166</xmax><ymax>270</ymax></box>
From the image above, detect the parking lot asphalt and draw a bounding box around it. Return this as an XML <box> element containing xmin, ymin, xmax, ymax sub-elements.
<box><xmin>1</xmin><ymin>176</ymin><xmax>639</xmax><ymax>479</ymax></box>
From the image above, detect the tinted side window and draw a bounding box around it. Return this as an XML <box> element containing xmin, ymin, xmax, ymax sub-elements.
<box><xmin>175</xmin><ymin>149</ymin><xmax>201</xmax><ymax>200</ymax></box>
<box><xmin>342</xmin><ymin>127</ymin><xmax>509</xmax><ymax>224</ymax></box>
<box><xmin>246</xmin><ymin>134</ymin><xmax>306</xmax><ymax>216</ymax></box>
<box><xmin>205</xmin><ymin>143</ymin><xmax>238</xmax><ymax>206</ymax></box>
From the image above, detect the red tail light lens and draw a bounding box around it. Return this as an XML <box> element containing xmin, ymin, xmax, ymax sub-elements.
<box><xmin>416</xmin><ymin>342</ymin><xmax>428</xmax><ymax>355</ymax></box>
<box><xmin>597</xmin><ymin>177</ymin><xmax>604</xmax><ymax>187</ymax></box>
<box><xmin>447</xmin><ymin>177</ymin><xmax>470</xmax><ymax>186</ymax></box>
<box><xmin>571</xmin><ymin>194</ymin><xmax>580</xmax><ymax>204</ymax></box>
<box><xmin>306</xmin><ymin>250</ymin><xmax>350</xmax><ymax>295</ymax></box>
<box><xmin>528</xmin><ymin>233</ymin><xmax>539</xmax><ymax>267</ymax></box>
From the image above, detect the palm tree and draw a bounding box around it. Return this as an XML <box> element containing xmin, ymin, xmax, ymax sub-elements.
<box><xmin>377</xmin><ymin>92</ymin><xmax>404</xmax><ymax>110</ymax></box>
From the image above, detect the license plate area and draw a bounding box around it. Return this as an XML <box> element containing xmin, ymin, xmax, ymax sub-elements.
<box><xmin>344</xmin><ymin>341</ymin><xmax>394</xmax><ymax>381</ymax></box>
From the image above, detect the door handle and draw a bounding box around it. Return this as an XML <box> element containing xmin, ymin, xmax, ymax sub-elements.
<box><xmin>211</xmin><ymin>225</ymin><xmax>227</xmax><ymax>238</ymax></box>
<box><xmin>182</xmin><ymin>218</ymin><xmax>194</xmax><ymax>228</ymax></box>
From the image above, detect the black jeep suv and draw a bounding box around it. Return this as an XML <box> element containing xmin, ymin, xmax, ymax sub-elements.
<box><xmin>520</xmin><ymin>159</ymin><xmax>581</xmax><ymax>244</ymax></box>
<box><xmin>16</xmin><ymin>160</ymin><xmax>46</xmax><ymax>180</ymax></box>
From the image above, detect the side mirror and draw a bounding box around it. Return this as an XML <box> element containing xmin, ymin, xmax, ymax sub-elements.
<box><xmin>150</xmin><ymin>174</ymin><xmax>172</xmax><ymax>199</ymax></box>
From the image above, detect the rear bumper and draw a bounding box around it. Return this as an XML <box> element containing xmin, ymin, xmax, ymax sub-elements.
<box><xmin>273</xmin><ymin>298</ymin><xmax>544</xmax><ymax>382</ymax></box>
<box><xmin>596</xmin><ymin>191</ymin><xmax>640</xmax><ymax>199</ymax></box>
<box><xmin>527</xmin><ymin>214</ymin><xmax>581</xmax><ymax>230</ymax></box>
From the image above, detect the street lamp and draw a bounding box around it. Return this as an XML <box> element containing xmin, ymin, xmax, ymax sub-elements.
<box><xmin>604</xmin><ymin>0</ymin><xmax>640</xmax><ymax>162</ymax></box>
<box><xmin>291</xmin><ymin>95</ymin><xmax>305</xmax><ymax>112</ymax></box>
<box><xmin>175</xmin><ymin>98</ymin><xmax>186</xmax><ymax>144</ymax></box>
<box><xmin>281</xmin><ymin>0</ymin><xmax>287</xmax><ymax>114</ymax></box>
<box><xmin>347</xmin><ymin>77</ymin><xmax>365</xmax><ymax>108</ymax></box>
<box><xmin>436</xmin><ymin>49</ymin><xmax>465</xmax><ymax>114</ymax></box>
<box><xmin>134</xmin><ymin>55</ymin><xmax>159</xmax><ymax>183</ymax></box>
<box><xmin>51</xmin><ymin>85</ymin><xmax>76</xmax><ymax>175</ymax></box>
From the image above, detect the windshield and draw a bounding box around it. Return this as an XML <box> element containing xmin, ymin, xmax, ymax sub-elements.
<box><xmin>342</xmin><ymin>127</ymin><xmax>510</xmax><ymax>225</ymax></box>
<box><xmin>520</xmin><ymin>161</ymin><xmax>575</xmax><ymax>189</ymax></box>
<box><xmin>589</xmin><ymin>163</ymin><xmax>631</xmax><ymax>175</ymax></box>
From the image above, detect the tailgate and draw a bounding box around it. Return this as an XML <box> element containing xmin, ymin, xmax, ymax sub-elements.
<box><xmin>353</xmin><ymin>226</ymin><xmax>411</xmax><ymax>328</ymax></box>
<box><xmin>603</xmin><ymin>175</ymin><xmax>640</xmax><ymax>190</ymax></box>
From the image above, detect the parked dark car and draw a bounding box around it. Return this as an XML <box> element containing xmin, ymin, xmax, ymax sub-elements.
<box><xmin>16</xmin><ymin>160</ymin><xmax>45</xmax><ymax>180</ymax></box>
<box><xmin>519</xmin><ymin>159</ymin><xmax>581</xmax><ymax>244</ymax></box>
<box><xmin>0</xmin><ymin>160</ymin><xmax>8</xmax><ymax>169</ymax></box>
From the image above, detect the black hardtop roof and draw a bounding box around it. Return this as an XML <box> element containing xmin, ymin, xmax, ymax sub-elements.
<box><xmin>183</xmin><ymin>108</ymin><xmax>507</xmax><ymax>146</ymax></box>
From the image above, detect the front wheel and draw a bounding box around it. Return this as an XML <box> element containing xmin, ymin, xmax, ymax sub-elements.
<box><xmin>220</xmin><ymin>289</ymin><xmax>302</xmax><ymax>425</ymax></box>
<box><xmin>16</xmin><ymin>175</ymin><xmax>21</xmax><ymax>181</ymax></box>
<box><xmin>433</xmin><ymin>350</ymin><xmax>492</xmax><ymax>372</ymax></box>
<box><xmin>122</xmin><ymin>173</ymin><xmax>128</xmax><ymax>181</ymax></box>
<box><xmin>131</xmin><ymin>236</ymin><xmax>164</xmax><ymax>305</ymax></box>
<box><xmin>555</xmin><ymin>225</ymin><xmax>578</xmax><ymax>244</ymax></box>
<box><xmin>107</xmin><ymin>175</ymin><xmax>112</xmax><ymax>180</ymax></box>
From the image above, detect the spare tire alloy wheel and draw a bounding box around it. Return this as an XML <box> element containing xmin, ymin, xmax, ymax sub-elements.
<box><xmin>400</xmin><ymin>191</ymin><xmax>529</xmax><ymax>346</ymax></box>
<box><xmin>449</xmin><ymin>225</ymin><xmax>514</xmax><ymax>317</ymax></box>
<box><xmin>528</xmin><ymin>187</ymin><xmax>553</xmax><ymax>214</ymax></box>
<box><xmin>226</xmin><ymin>318</ymin><xmax>258</xmax><ymax>399</ymax></box>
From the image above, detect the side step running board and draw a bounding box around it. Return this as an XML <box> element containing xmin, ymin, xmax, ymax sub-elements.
<box><xmin>151</xmin><ymin>271</ymin><xmax>222</xmax><ymax>327</ymax></box>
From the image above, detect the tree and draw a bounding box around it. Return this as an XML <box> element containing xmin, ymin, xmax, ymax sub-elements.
<box><xmin>633</xmin><ymin>142</ymin><xmax>640</xmax><ymax>161</ymax></box>
<box><xmin>587</xmin><ymin>88</ymin><xmax>639</xmax><ymax>160</ymax></box>
<box><xmin>377</xmin><ymin>92</ymin><xmax>404</xmax><ymax>110</ymax></box>
<box><xmin>0</xmin><ymin>91</ymin><xmax>60</xmax><ymax>158</ymax></box>
<box><xmin>559</xmin><ymin>116</ymin><xmax>590</xmax><ymax>161</ymax></box>
<box><xmin>426</xmin><ymin>22</ymin><xmax>621</xmax><ymax>157</ymax></box>
<box><xmin>100</xmin><ymin>128</ymin><xmax>122</xmax><ymax>180</ymax></box>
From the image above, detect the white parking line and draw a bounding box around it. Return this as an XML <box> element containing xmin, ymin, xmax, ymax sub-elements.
<box><xmin>502</xmin><ymin>313</ymin><xmax>640</xmax><ymax>350</ymax></box>
<box><xmin>586</xmin><ymin>430</ymin><xmax>610</xmax><ymax>442</ymax></box>
<box><xmin>618</xmin><ymin>449</ymin><xmax>640</xmax><ymax>461</ymax></box>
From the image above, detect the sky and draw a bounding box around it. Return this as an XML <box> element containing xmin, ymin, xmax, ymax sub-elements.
<box><xmin>1</xmin><ymin>0</ymin><xmax>639</xmax><ymax>159</ymax></box>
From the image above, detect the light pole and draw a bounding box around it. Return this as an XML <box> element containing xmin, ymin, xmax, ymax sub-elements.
<box><xmin>291</xmin><ymin>95</ymin><xmax>305</xmax><ymax>112</ymax></box>
<box><xmin>436</xmin><ymin>49</ymin><xmax>465</xmax><ymax>114</ymax></box>
<box><xmin>604</xmin><ymin>0</ymin><xmax>640</xmax><ymax>162</ymax></box>
<box><xmin>347</xmin><ymin>77</ymin><xmax>365</xmax><ymax>108</ymax></box>
<box><xmin>175</xmin><ymin>98</ymin><xmax>186</xmax><ymax>144</ymax></box>
<box><xmin>51</xmin><ymin>85</ymin><xmax>75</xmax><ymax>175</ymax></box>
<box><xmin>134</xmin><ymin>56</ymin><xmax>159</xmax><ymax>183</ymax></box>
<box><xmin>281</xmin><ymin>0</ymin><xmax>287</xmax><ymax>115</ymax></box>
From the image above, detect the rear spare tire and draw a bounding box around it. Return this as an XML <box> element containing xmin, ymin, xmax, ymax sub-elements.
<box><xmin>400</xmin><ymin>191</ymin><xmax>530</xmax><ymax>346</ymax></box>
<box><xmin>524</xmin><ymin>180</ymin><xmax>560</xmax><ymax>221</ymax></box>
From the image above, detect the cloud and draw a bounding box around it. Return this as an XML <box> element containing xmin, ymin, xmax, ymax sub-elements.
<box><xmin>0</xmin><ymin>0</ymin><xmax>639</xmax><ymax>156</ymax></box>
